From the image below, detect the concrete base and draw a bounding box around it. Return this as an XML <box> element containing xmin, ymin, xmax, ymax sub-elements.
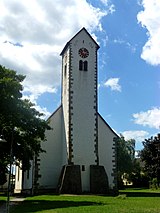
<box><xmin>58</xmin><ymin>165</ymin><xmax>82</xmax><ymax>194</ymax></box>
<box><xmin>90</xmin><ymin>165</ymin><xmax>109</xmax><ymax>194</ymax></box>
<box><xmin>58</xmin><ymin>164</ymin><xmax>110</xmax><ymax>194</ymax></box>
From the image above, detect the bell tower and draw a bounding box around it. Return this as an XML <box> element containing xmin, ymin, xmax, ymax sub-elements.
<box><xmin>60</xmin><ymin>28</ymin><xmax>100</xmax><ymax>192</ymax></box>
<box><xmin>17</xmin><ymin>28</ymin><xmax>118</xmax><ymax>195</ymax></box>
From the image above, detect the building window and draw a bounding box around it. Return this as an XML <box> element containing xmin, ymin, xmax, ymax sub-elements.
<box><xmin>27</xmin><ymin>170</ymin><xmax>29</xmax><ymax>179</ymax></box>
<box><xmin>79</xmin><ymin>60</ymin><xmax>83</xmax><ymax>71</ymax></box>
<box><xmin>79</xmin><ymin>60</ymin><xmax>88</xmax><ymax>71</ymax></box>
<box><xmin>82</xmin><ymin>165</ymin><xmax>85</xmax><ymax>171</ymax></box>
<box><xmin>64</xmin><ymin>64</ymin><xmax>67</xmax><ymax>76</ymax></box>
<box><xmin>17</xmin><ymin>166</ymin><xmax>20</xmax><ymax>181</ymax></box>
<box><xmin>84</xmin><ymin>61</ymin><xmax>88</xmax><ymax>71</ymax></box>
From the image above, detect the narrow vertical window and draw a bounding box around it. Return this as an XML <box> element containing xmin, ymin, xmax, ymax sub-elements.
<box><xmin>27</xmin><ymin>170</ymin><xmax>29</xmax><ymax>179</ymax></box>
<box><xmin>79</xmin><ymin>60</ymin><xmax>83</xmax><ymax>71</ymax></box>
<box><xmin>79</xmin><ymin>60</ymin><xmax>88</xmax><ymax>71</ymax></box>
<box><xmin>17</xmin><ymin>166</ymin><xmax>20</xmax><ymax>181</ymax></box>
<box><xmin>82</xmin><ymin>165</ymin><xmax>85</xmax><ymax>171</ymax></box>
<box><xmin>64</xmin><ymin>64</ymin><xmax>67</xmax><ymax>76</ymax></box>
<box><xmin>84</xmin><ymin>61</ymin><xmax>88</xmax><ymax>71</ymax></box>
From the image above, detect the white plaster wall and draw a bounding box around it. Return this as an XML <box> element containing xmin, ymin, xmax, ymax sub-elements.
<box><xmin>38</xmin><ymin>107</ymin><xmax>67</xmax><ymax>189</ymax></box>
<box><xmin>98</xmin><ymin>114</ymin><xmax>117</xmax><ymax>189</ymax></box>
<box><xmin>14</xmin><ymin>164</ymin><xmax>22</xmax><ymax>193</ymax></box>
<box><xmin>70</xmin><ymin>30</ymin><xmax>98</xmax><ymax>191</ymax></box>
<box><xmin>23</xmin><ymin>161</ymin><xmax>33</xmax><ymax>190</ymax></box>
<box><xmin>62</xmin><ymin>47</ymin><xmax>70</xmax><ymax>160</ymax></box>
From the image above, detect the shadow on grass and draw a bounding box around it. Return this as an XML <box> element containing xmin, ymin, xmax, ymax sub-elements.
<box><xmin>0</xmin><ymin>201</ymin><xmax>5</xmax><ymax>207</ymax></box>
<box><xmin>120</xmin><ymin>190</ymin><xmax>160</xmax><ymax>197</ymax></box>
<box><xmin>11</xmin><ymin>200</ymin><xmax>104</xmax><ymax>212</ymax></box>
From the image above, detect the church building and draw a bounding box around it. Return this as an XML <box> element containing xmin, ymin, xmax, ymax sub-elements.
<box><xmin>15</xmin><ymin>28</ymin><xmax>118</xmax><ymax>194</ymax></box>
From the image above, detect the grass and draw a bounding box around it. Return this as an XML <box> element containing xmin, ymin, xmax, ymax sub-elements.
<box><xmin>0</xmin><ymin>192</ymin><xmax>7</xmax><ymax>205</ymax></box>
<box><xmin>1</xmin><ymin>188</ymin><xmax>160</xmax><ymax>213</ymax></box>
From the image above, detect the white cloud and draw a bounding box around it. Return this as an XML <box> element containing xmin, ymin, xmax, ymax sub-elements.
<box><xmin>113</xmin><ymin>39</ymin><xmax>136</xmax><ymax>53</ymax></box>
<box><xmin>137</xmin><ymin>0</ymin><xmax>160</xmax><ymax>66</ymax></box>
<box><xmin>100</xmin><ymin>0</ymin><xmax>110</xmax><ymax>6</ymax></box>
<box><xmin>122</xmin><ymin>130</ymin><xmax>149</xmax><ymax>142</ymax></box>
<box><xmin>0</xmin><ymin>0</ymin><xmax>113</xmax><ymax>116</ymax></box>
<box><xmin>133</xmin><ymin>107</ymin><xmax>160</xmax><ymax>129</ymax></box>
<box><xmin>100</xmin><ymin>0</ymin><xmax>115</xmax><ymax>13</ymax></box>
<box><xmin>33</xmin><ymin>105</ymin><xmax>51</xmax><ymax>120</ymax></box>
<box><xmin>104</xmin><ymin>78</ymin><xmax>121</xmax><ymax>92</ymax></box>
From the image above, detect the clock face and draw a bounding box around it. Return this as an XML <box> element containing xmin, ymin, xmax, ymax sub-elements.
<box><xmin>78</xmin><ymin>48</ymin><xmax>89</xmax><ymax>58</ymax></box>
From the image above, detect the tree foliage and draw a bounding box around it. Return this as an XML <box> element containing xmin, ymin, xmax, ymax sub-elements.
<box><xmin>115</xmin><ymin>134</ymin><xmax>135</xmax><ymax>188</ymax></box>
<box><xmin>139</xmin><ymin>134</ymin><xmax>160</xmax><ymax>182</ymax></box>
<box><xmin>0</xmin><ymin>65</ymin><xmax>50</xmax><ymax>176</ymax></box>
<box><xmin>116</xmin><ymin>135</ymin><xmax>135</xmax><ymax>173</ymax></box>
<box><xmin>0</xmin><ymin>161</ymin><xmax>7</xmax><ymax>185</ymax></box>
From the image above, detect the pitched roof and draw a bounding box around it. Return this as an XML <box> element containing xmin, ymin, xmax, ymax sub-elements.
<box><xmin>47</xmin><ymin>105</ymin><xmax>62</xmax><ymax>121</ymax></box>
<box><xmin>60</xmin><ymin>27</ymin><xmax>100</xmax><ymax>56</ymax></box>
<box><xmin>98</xmin><ymin>113</ymin><xmax>119</xmax><ymax>138</ymax></box>
<box><xmin>47</xmin><ymin>106</ymin><xmax>119</xmax><ymax>139</ymax></box>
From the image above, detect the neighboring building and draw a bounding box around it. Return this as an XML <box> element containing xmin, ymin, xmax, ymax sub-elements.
<box><xmin>15</xmin><ymin>28</ymin><xmax>118</xmax><ymax>194</ymax></box>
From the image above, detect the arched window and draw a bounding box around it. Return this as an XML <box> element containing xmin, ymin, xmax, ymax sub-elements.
<box><xmin>79</xmin><ymin>60</ymin><xmax>88</xmax><ymax>71</ymax></box>
<box><xmin>84</xmin><ymin>61</ymin><xmax>88</xmax><ymax>71</ymax></box>
<box><xmin>79</xmin><ymin>60</ymin><xmax>83</xmax><ymax>71</ymax></box>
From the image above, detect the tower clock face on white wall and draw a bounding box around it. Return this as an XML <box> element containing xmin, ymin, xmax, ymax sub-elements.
<box><xmin>78</xmin><ymin>48</ymin><xmax>89</xmax><ymax>58</ymax></box>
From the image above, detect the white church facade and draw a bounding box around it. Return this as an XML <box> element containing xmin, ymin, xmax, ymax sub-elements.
<box><xmin>15</xmin><ymin>28</ymin><xmax>118</xmax><ymax>194</ymax></box>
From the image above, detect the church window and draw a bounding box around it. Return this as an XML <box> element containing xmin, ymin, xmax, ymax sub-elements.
<box><xmin>64</xmin><ymin>64</ymin><xmax>67</xmax><ymax>76</ymax></box>
<box><xmin>84</xmin><ymin>61</ymin><xmax>88</xmax><ymax>71</ymax></box>
<box><xmin>17</xmin><ymin>166</ymin><xmax>20</xmax><ymax>181</ymax></box>
<box><xmin>27</xmin><ymin>170</ymin><xmax>30</xmax><ymax>179</ymax></box>
<box><xmin>79</xmin><ymin>60</ymin><xmax>88</xmax><ymax>71</ymax></box>
<box><xmin>82</xmin><ymin>165</ymin><xmax>85</xmax><ymax>171</ymax></box>
<box><xmin>79</xmin><ymin>60</ymin><xmax>83</xmax><ymax>71</ymax></box>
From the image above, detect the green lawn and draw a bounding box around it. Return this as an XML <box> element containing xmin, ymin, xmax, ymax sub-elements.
<box><xmin>1</xmin><ymin>189</ymin><xmax>160</xmax><ymax>213</ymax></box>
<box><xmin>0</xmin><ymin>193</ymin><xmax>7</xmax><ymax>203</ymax></box>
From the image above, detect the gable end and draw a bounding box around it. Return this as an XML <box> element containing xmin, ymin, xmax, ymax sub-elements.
<box><xmin>60</xmin><ymin>27</ymin><xmax>100</xmax><ymax>56</ymax></box>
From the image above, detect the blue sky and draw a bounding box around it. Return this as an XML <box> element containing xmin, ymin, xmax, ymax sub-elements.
<box><xmin>0</xmin><ymin>0</ymin><xmax>159</xmax><ymax>150</ymax></box>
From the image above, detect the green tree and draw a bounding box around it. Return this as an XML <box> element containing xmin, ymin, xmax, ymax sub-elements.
<box><xmin>115</xmin><ymin>135</ymin><xmax>135</xmax><ymax>188</ymax></box>
<box><xmin>0</xmin><ymin>65</ymin><xmax>50</xmax><ymax>179</ymax></box>
<box><xmin>139</xmin><ymin>134</ymin><xmax>160</xmax><ymax>186</ymax></box>
<box><xmin>127</xmin><ymin>158</ymin><xmax>149</xmax><ymax>187</ymax></box>
<box><xmin>0</xmin><ymin>161</ymin><xmax>7</xmax><ymax>185</ymax></box>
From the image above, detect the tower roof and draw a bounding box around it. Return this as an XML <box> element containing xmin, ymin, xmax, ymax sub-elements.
<box><xmin>60</xmin><ymin>27</ymin><xmax>100</xmax><ymax>56</ymax></box>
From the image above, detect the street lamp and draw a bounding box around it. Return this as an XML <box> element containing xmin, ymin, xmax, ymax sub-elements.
<box><xmin>0</xmin><ymin>127</ymin><xmax>14</xmax><ymax>213</ymax></box>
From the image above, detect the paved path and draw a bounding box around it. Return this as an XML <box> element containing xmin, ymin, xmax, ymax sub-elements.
<box><xmin>0</xmin><ymin>197</ymin><xmax>25</xmax><ymax>213</ymax></box>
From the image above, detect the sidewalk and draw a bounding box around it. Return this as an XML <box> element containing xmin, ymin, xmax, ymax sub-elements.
<box><xmin>0</xmin><ymin>197</ymin><xmax>25</xmax><ymax>213</ymax></box>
